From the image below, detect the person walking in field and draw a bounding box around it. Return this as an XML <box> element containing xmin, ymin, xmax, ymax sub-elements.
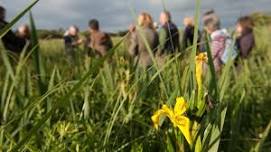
<box><xmin>200</xmin><ymin>10</ymin><xmax>220</xmax><ymax>52</ymax></box>
<box><xmin>87</xmin><ymin>19</ymin><xmax>113</xmax><ymax>57</ymax></box>
<box><xmin>63</xmin><ymin>25</ymin><xmax>82</xmax><ymax>61</ymax></box>
<box><xmin>0</xmin><ymin>6</ymin><xmax>28</xmax><ymax>53</ymax></box>
<box><xmin>128</xmin><ymin>12</ymin><xmax>159</xmax><ymax>68</ymax></box>
<box><xmin>235</xmin><ymin>16</ymin><xmax>255</xmax><ymax>58</ymax></box>
<box><xmin>181</xmin><ymin>17</ymin><xmax>200</xmax><ymax>50</ymax></box>
<box><xmin>158</xmin><ymin>11</ymin><xmax>180</xmax><ymax>54</ymax></box>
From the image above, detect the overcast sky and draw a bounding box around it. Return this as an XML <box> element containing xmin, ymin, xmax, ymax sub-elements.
<box><xmin>0</xmin><ymin>0</ymin><xmax>270</xmax><ymax>32</ymax></box>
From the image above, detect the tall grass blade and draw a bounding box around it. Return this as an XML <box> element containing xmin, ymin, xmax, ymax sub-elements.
<box><xmin>12</xmin><ymin>35</ymin><xmax>125</xmax><ymax>151</ymax></box>
<box><xmin>29</xmin><ymin>11</ymin><xmax>47</xmax><ymax>95</ymax></box>
<box><xmin>251</xmin><ymin>121</ymin><xmax>271</xmax><ymax>152</ymax></box>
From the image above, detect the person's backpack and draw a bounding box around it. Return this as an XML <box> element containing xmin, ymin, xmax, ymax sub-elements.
<box><xmin>220</xmin><ymin>30</ymin><xmax>239</xmax><ymax>64</ymax></box>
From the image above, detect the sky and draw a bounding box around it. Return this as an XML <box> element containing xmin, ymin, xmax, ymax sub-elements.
<box><xmin>0</xmin><ymin>0</ymin><xmax>270</xmax><ymax>32</ymax></box>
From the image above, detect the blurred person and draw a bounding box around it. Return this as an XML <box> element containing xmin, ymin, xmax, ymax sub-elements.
<box><xmin>63</xmin><ymin>25</ymin><xmax>82</xmax><ymax>61</ymax></box>
<box><xmin>0</xmin><ymin>6</ymin><xmax>27</xmax><ymax>53</ymax></box>
<box><xmin>128</xmin><ymin>12</ymin><xmax>159</xmax><ymax>68</ymax></box>
<box><xmin>87</xmin><ymin>19</ymin><xmax>113</xmax><ymax>57</ymax></box>
<box><xmin>181</xmin><ymin>16</ymin><xmax>200</xmax><ymax>50</ymax></box>
<box><xmin>159</xmin><ymin>10</ymin><xmax>180</xmax><ymax>54</ymax></box>
<box><xmin>235</xmin><ymin>16</ymin><xmax>255</xmax><ymax>58</ymax></box>
<box><xmin>83</xmin><ymin>33</ymin><xmax>94</xmax><ymax>57</ymax></box>
<box><xmin>202</xmin><ymin>9</ymin><xmax>220</xmax><ymax>26</ymax></box>
<box><xmin>200</xmin><ymin>9</ymin><xmax>221</xmax><ymax>52</ymax></box>
<box><xmin>205</xmin><ymin>17</ymin><xmax>229</xmax><ymax>72</ymax></box>
<box><xmin>16</xmin><ymin>24</ymin><xmax>32</xmax><ymax>51</ymax></box>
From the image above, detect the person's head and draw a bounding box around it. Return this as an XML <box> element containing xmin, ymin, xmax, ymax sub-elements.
<box><xmin>203</xmin><ymin>9</ymin><xmax>220</xmax><ymax>28</ymax></box>
<box><xmin>138</xmin><ymin>12</ymin><xmax>154</xmax><ymax>29</ymax></box>
<box><xmin>17</xmin><ymin>24</ymin><xmax>30</xmax><ymax>38</ymax></box>
<box><xmin>160</xmin><ymin>10</ymin><xmax>171</xmax><ymax>25</ymax></box>
<box><xmin>236</xmin><ymin>16</ymin><xmax>254</xmax><ymax>35</ymax></box>
<box><xmin>88</xmin><ymin>19</ymin><xmax>99</xmax><ymax>32</ymax></box>
<box><xmin>68</xmin><ymin>25</ymin><xmax>79</xmax><ymax>36</ymax></box>
<box><xmin>205</xmin><ymin>18</ymin><xmax>220</xmax><ymax>34</ymax></box>
<box><xmin>0</xmin><ymin>6</ymin><xmax>6</xmax><ymax>21</ymax></box>
<box><xmin>183</xmin><ymin>17</ymin><xmax>194</xmax><ymax>27</ymax></box>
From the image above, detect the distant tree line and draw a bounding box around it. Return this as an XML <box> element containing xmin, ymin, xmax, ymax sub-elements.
<box><xmin>37</xmin><ymin>28</ymin><xmax>65</xmax><ymax>39</ymax></box>
<box><xmin>37</xmin><ymin>28</ymin><xmax>128</xmax><ymax>40</ymax></box>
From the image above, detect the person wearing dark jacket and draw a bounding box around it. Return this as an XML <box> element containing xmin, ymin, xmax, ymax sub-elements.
<box><xmin>182</xmin><ymin>17</ymin><xmax>200</xmax><ymax>50</ymax></box>
<box><xmin>0</xmin><ymin>6</ymin><xmax>27</xmax><ymax>53</ymax></box>
<box><xmin>88</xmin><ymin>19</ymin><xmax>113</xmax><ymax>57</ymax></box>
<box><xmin>235</xmin><ymin>16</ymin><xmax>255</xmax><ymax>58</ymax></box>
<box><xmin>128</xmin><ymin>12</ymin><xmax>159</xmax><ymax>68</ymax></box>
<box><xmin>159</xmin><ymin>11</ymin><xmax>180</xmax><ymax>54</ymax></box>
<box><xmin>63</xmin><ymin>25</ymin><xmax>82</xmax><ymax>61</ymax></box>
<box><xmin>16</xmin><ymin>24</ymin><xmax>32</xmax><ymax>50</ymax></box>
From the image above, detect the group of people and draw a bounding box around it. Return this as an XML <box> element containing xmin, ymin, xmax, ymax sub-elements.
<box><xmin>200</xmin><ymin>10</ymin><xmax>255</xmax><ymax>72</ymax></box>
<box><xmin>127</xmin><ymin>11</ymin><xmax>180</xmax><ymax>67</ymax></box>
<box><xmin>62</xmin><ymin>10</ymin><xmax>255</xmax><ymax>70</ymax></box>
<box><xmin>0</xmin><ymin>5</ymin><xmax>255</xmax><ymax>72</ymax></box>
<box><xmin>127</xmin><ymin>10</ymin><xmax>255</xmax><ymax>70</ymax></box>
<box><xmin>63</xmin><ymin>19</ymin><xmax>113</xmax><ymax>61</ymax></box>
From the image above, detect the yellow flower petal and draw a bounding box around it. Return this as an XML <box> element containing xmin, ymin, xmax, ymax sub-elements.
<box><xmin>176</xmin><ymin>116</ymin><xmax>192</xmax><ymax>145</ymax></box>
<box><xmin>151</xmin><ymin>105</ymin><xmax>172</xmax><ymax>129</ymax></box>
<box><xmin>151</xmin><ymin>110</ymin><xmax>164</xmax><ymax>129</ymax></box>
<box><xmin>195</xmin><ymin>53</ymin><xmax>208</xmax><ymax>91</ymax></box>
<box><xmin>196</xmin><ymin>61</ymin><xmax>203</xmax><ymax>90</ymax></box>
<box><xmin>174</xmin><ymin>97</ymin><xmax>187</xmax><ymax>116</ymax></box>
<box><xmin>162</xmin><ymin>105</ymin><xmax>174</xmax><ymax>118</ymax></box>
<box><xmin>196</xmin><ymin>53</ymin><xmax>208</xmax><ymax>62</ymax></box>
<box><xmin>151</xmin><ymin>97</ymin><xmax>193</xmax><ymax>145</ymax></box>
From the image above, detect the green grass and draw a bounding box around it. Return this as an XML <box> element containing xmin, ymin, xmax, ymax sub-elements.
<box><xmin>0</xmin><ymin>1</ymin><xmax>271</xmax><ymax>151</ymax></box>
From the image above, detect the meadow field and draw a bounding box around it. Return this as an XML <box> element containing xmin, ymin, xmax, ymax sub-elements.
<box><xmin>0</xmin><ymin>1</ymin><xmax>271</xmax><ymax>151</ymax></box>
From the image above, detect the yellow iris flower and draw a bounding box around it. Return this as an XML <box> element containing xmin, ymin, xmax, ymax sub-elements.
<box><xmin>151</xmin><ymin>97</ymin><xmax>192</xmax><ymax>145</ymax></box>
<box><xmin>195</xmin><ymin>53</ymin><xmax>208</xmax><ymax>91</ymax></box>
